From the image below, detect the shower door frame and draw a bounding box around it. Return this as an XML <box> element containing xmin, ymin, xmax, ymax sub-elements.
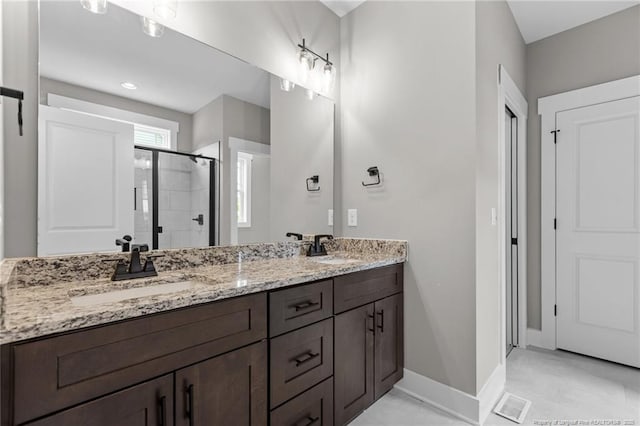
<box><xmin>135</xmin><ymin>145</ymin><xmax>218</xmax><ymax>250</ymax></box>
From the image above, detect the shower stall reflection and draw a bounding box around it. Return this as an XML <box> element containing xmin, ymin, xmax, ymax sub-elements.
<box><xmin>134</xmin><ymin>147</ymin><xmax>217</xmax><ymax>250</ymax></box>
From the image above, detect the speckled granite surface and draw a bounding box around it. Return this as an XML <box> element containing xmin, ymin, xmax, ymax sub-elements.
<box><xmin>0</xmin><ymin>238</ymin><xmax>406</xmax><ymax>344</ymax></box>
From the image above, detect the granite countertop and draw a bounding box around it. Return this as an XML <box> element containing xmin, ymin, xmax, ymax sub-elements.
<box><xmin>0</xmin><ymin>238</ymin><xmax>407</xmax><ymax>344</ymax></box>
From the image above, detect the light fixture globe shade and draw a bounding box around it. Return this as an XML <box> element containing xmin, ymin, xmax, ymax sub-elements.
<box><xmin>142</xmin><ymin>17</ymin><xmax>165</xmax><ymax>37</ymax></box>
<box><xmin>280</xmin><ymin>79</ymin><xmax>295</xmax><ymax>92</ymax></box>
<box><xmin>298</xmin><ymin>49</ymin><xmax>314</xmax><ymax>84</ymax></box>
<box><xmin>322</xmin><ymin>62</ymin><xmax>336</xmax><ymax>94</ymax></box>
<box><xmin>153</xmin><ymin>0</ymin><xmax>178</xmax><ymax>19</ymax></box>
<box><xmin>81</xmin><ymin>0</ymin><xmax>107</xmax><ymax>14</ymax></box>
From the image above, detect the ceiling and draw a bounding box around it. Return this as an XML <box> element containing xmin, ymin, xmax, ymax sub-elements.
<box><xmin>507</xmin><ymin>0</ymin><xmax>640</xmax><ymax>44</ymax></box>
<box><xmin>320</xmin><ymin>0</ymin><xmax>366</xmax><ymax>17</ymax></box>
<box><xmin>40</xmin><ymin>2</ymin><xmax>270</xmax><ymax>114</ymax></box>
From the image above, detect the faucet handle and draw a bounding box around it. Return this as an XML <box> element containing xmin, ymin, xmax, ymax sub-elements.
<box><xmin>143</xmin><ymin>254</ymin><xmax>164</xmax><ymax>272</ymax></box>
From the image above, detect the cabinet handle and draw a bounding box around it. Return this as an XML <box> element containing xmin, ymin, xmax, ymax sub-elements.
<box><xmin>294</xmin><ymin>351</ymin><xmax>320</xmax><ymax>366</ymax></box>
<box><xmin>293</xmin><ymin>300</ymin><xmax>320</xmax><ymax>311</ymax></box>
<box><xmin>186</xmin><ymin>384</ymin><xmax>195</xmax><ymax>426</ymax></box>
<box><xmin>367</xmin><ymin>313</ymin><xmax>375</xmax><ymax>333</ymax></box>
<box><xmin>377</xmin><ymin>310</ymin><xmax>384</xmax><ymax>333</ymax></box>
<box><xmin>298</xmin><ymin>415</ymin><xmax>320</xmax><ymax>426</ymax></box>
<box><xmin>158</xmin><ymin>395</ymin><xmax>167</xmax><ymax>426</ymax></box>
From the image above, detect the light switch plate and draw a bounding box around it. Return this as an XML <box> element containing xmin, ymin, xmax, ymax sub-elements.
<box><xmin>348</xmin><ymin>209</ymin><xmax>358</xmax><ymax>227</ymax></box>
<box><xmin>491</xmin><ymin>208</ymin><xmax>497</xmax><ymax>226</ymax></box>
<box><xmin>328</xmin><ymin>209</ymin><xmax>334</xmax><ymax>226</ymax></box>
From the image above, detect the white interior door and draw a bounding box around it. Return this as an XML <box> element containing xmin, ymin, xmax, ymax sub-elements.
<box><xmin>556</xmin><ymin>96</ymin><xmax>640</xmax><ymax>367</ymax></box>
<box><xmin>38</xmin><ymin>106</ymin><xmax>134</xmax><ymax>255</ymax></box>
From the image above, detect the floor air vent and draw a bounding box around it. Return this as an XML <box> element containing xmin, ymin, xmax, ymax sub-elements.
<box><xmin>493</xmin><ymin>392</ymin><xmax>531</xmax><ymax>424</ymax></box>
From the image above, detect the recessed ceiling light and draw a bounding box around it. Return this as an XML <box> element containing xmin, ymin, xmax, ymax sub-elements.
<box><xmin>121</xmin><ymin>82</ymin><xmax>137</xmax><ymax>90</ymax></box>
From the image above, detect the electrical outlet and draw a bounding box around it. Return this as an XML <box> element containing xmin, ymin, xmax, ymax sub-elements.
<box><xmin>328</xmin><ymin>209</ymin><xmax>334</xmax><ymax>226</ymax></box>
<box><xmin>348</xmin><ymin>209</ymin><xmax>358</xmax><ymax>227</ymax></box>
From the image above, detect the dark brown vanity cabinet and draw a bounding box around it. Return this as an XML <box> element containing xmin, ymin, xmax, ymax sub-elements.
<box><xmin>175</xmin><ymin>342</ymin><xmax>267</xmax><ymax>426</ymax></box>
<box><xmin>334</xmin><ymin>266</ymin><xmax>404</xmax><ymax>426</ymax></box>
<box><xmin>0</xmin><ymin>263</ymin><xmax>404</xmax><ymax>426</ymax></box>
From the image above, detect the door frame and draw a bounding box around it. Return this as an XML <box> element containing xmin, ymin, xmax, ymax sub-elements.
<box><xmin>498</xmin><ymin>65</ymin><xmax>528</xmax><ymax>358</ymax></box>
<box><xmin>538</xmin><ymin>74</ymin><xmax>640</xmax><ymax>350</ymax></box>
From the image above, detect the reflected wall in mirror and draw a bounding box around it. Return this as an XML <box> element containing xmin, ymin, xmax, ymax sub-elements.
<box><xmin>38</xmin><ymin>1</ymin><xmax>334</xmax><ymax>256</ymax></box>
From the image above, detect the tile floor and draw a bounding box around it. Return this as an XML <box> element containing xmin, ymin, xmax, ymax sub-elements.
<box><xmin>350</xmin><ymin>347</ymin><xmax>640</xmax><ymax>425</ymax></box>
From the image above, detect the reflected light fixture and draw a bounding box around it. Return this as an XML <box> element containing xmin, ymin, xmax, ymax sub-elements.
<box><xmin>297</xmin><ymin>38</ymin><xmax>335</xmax><ymax>94</ymax></box>
<box><xmin>142</xmin><ymin>17</ymin><xmax>165</xmax><ymax>38</ymax></box>
<box><xmin>121</xmin><ymin>81</ymin><xmax>138</xmax><ymax>90</ymax></box>
<box><xmin>305</xmin><ymin>89</ymin><xmax>315</xmax><ymax>101</ymax></box>
<box><xmin>280</xmin><ymin>79</ymin><xmax>295</xmax><ymax>92</ymax></box>
<box><xmin>81</xmin><ymin>0</ymin><xmax>107</xmax><ymax>14</ymax></box>
<box><xmin>153</xmin><ymin>0</ymin><xmax>178</xmax><ymax>20</ymax></box>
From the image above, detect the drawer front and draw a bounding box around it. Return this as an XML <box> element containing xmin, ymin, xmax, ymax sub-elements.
<box><xmin>25</xmin><ymin>374</ymin><xmax>174</xmax><ymax>426</ymax></box>
<box><xmin>270</xmin><ymin>318</ymin><xmax>333</xmax><ymax>408</ymax></box>
<box><xmin>11</xmin><ymin>293</ymin><xmax>266</xmax><ymax>424</ymax></box>
<box><xmin>270</xmin><ymin>378</ymin><xmax>333</xmax><ymax>426</ymax></box>
<box><xmin>269</xmin><ymin>280</ymin><xmax>333</xmax><ymax>337</ymax></box>
<box><xmin>333</xmin><ymin>264</ymin><xmax>403</xmax><ymax>314</ymax></box>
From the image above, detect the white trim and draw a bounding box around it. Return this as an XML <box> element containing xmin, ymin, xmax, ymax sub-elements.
<box><xmin>236</xmin><ymin>152</ymin><xmax>253</xmax><ymax>229</ymax></box>
<box><xmin>228</xmin><ymin>137</ymin><xmax>270</xmax><ymax>244</ymax></box>
<box><xmin>395</xmin><ymin>365</ymin><xmax>505</xmax><ymax>426</ymax></box>
<box><xmin>538</xmin><ymin>75</ymin><xmax>640</xmax><ymax>350</ymax></box>
<box><xmin>46</xmin><ymin>94</ymin><xmax>180</xmax><ymax>150</ymax></box>
<box><xmin>498</xmin><ymin>65</ymin><xmax>529</xmax><ymax>356</ymax></box>
<box><xmin>526</xmin><ymin>328</ymin><xmax>543</xmax><ymax>348</ymax></box>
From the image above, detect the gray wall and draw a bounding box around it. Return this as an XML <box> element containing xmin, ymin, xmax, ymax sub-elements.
<box><xmin>40</xmin><ymin>77</ymin><xmax>194</xmax><ymax>152</ymax></box>
<box><xmin>2</xmin><ymin>1</ymin><xmax>38</xmax><ymax>258</ymax></box>
<box><xmin>270</xmin><ymin>77</ymin><xmax>334</xmax><ymax>241</ymax></box>
<box><xmin>340</xmin><ymin>1</ymin><xmax>479</xmax><ymax>395</ymax></box>
<box><xmin>525</xmin><ymin>5</ymin><xmax>640</xmax><ymax>330</ymax></box>
<box><xmin>475</xmin><ymin>0</ymin><xmax>526</xmax><ymax>391</ymax></box>
<box><xmin>2</xmin><ymin>0</ymin><xmax>339</xmax><ymax>257</ymax></box>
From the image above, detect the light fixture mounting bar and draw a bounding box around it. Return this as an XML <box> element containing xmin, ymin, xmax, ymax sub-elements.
<box><xmin>297</xmin><ymin>39</ymin><xmax>332</xmax><ymax>66</ymax></box>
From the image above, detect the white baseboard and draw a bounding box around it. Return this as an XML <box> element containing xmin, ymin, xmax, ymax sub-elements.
<box><xmin>526</xmin><ymin>328</ymin><xmax>543</xmax><ymax>348</ymax></box>
<box><xmin>394</xmin><ymin>365</ymin><xmax>505</xmax><ymax>425</ymax></box>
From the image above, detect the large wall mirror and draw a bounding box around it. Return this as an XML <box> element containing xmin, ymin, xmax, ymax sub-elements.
<box><xmin>38</xmin><ymin>1</ymin><xmax>334</xmax><ymax>256</ymax></box>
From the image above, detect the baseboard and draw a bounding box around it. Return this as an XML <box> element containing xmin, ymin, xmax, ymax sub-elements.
<box><xmin>526</xmin><ymin>328</ymin><xmax>543</xmax><ymax>348</ymax></box>
<box><xmin>394</xmin><ymin>365</ymin><xmax>505</xmax><ymax>425</ymax></box>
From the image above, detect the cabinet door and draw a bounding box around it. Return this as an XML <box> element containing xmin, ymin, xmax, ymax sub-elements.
<box><xmin>334</xmin><ymin>304</ymin><xmax>374</xmax><ymax>426</ymax></box>
<box><xmin>374</xmin><ymin>293</ymin><xmax>404</xmax><ymax>399</ymax></box>
<box><xmin>26</xmin><ymin>375</ymin><xmax>173</xmax><ymax>426</ymax></box>
<box><xmin>175</xmin><ymin>341</ymin><xmax>267</xmax><ymax>426</ymax></box>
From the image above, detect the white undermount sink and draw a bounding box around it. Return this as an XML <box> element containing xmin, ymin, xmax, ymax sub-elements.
<box><xmin>309</xmin><ymin>256</ymin><xmax>358</xmax><ymax>265</ymax></box>
<box><xmin>70</xmin><ymin>281</ymin><xmax>196</xmax><ymax>307</ymax></box>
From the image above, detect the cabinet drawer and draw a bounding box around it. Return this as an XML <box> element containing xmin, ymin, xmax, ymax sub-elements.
<box><xmin>270</xmin><ymin>318</ymin><xmax>333</xmax><ymax>408</ymax></box>
<box><xmin>269</xmin><ymin>280</ymin><xmax>333</xmax><ymax>337</ymax></box>
<box><xmin>10</xmin><ymin>293</ymin><xmax>266</xmax><ymax>424</ymax></box>
<box><xmin>334</xmin><ymin>264</ymin><xmax>403</xmax><ymax>314</ymax></box>
<box><xmin>271</xmin><ymin>378</ymin><xmax>333</xmax><ymax>426</ymax></box>
<box><xmin>25</xmin><ymin>374</ymin><xmax>173</xmax><ymax>426</ymax></box>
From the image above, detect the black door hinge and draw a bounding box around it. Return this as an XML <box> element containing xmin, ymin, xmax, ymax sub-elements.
<box><xmin>554</xmin><ymin>218</ymin><xmax>557</xmax><ymax>230</ymax></box>
<box><xmin>551</xmin><ymin>129</ymin><xmax>560</xmax><ymax>144</ymax></box>
<box><xmin>511</xmin><ymin>237</ymin><xmax>518</xmax><ymax>245</ymax></box>
<box><xmin>554</xmin><ymin>304</ymin><xmax>557</xmax><ymax>317</ymax></box>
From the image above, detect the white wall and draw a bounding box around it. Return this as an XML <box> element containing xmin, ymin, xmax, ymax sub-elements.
<box><xmin>340</xmin><ymin>1</ymin><xmax>479</xmax><ymax>395</ymax></box>
<box><xmin>270</xmin><ymin>77</ymin><xmax>334</xmax><ymax>241</ymax></box>
<box><xmin>525</xmin><ymin>5</ymin><xmax>640</xmax><ymax>329</ymax></box>
<box><xmin>475</xmin><ymin>0</ymin><xmax>526</xmax><ymax>391</ymax></box>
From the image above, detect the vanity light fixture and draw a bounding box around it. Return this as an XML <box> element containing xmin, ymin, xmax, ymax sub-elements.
<box><xmin>81</xmin><ymin>0</ymin><xmax>107</xmax><ymax>14</ymax></box>
<box><xmin>297</xmin><ymin>38</ymin><xmax>335</xmax><ymax>93</ymax></box>
<box><xmin>280</xmin><ymin>79</ymin><xmax>295</xmax><ymax>92</ymax></box>
<box><xmin>121</xmin><ymin>81</ymin><xmax>138</xmax><ymax>90</ymax></box>
<box><xmin>153</xmin><ymin>0</ymin><xmax>178</xmax><ymax>20</ymax></box>
<box><xmin>305</xmin><ymin>89</ymin><xmax>315</xmax><ymax>101</ymax></box>
<box><xmin>142</xmin><ymin>16</ymin><xmax>165</xmax><ymax>37</ymax></box>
